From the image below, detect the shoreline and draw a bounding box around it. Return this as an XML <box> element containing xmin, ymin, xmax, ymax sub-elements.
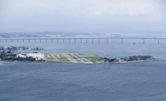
<box><xmin>0</xmin><ymin>46</ymin><xmax>156</xmax><ymax>64</ymax></box>
<box><xmin>0</xmin><ymin>54</ymin><xmax>157</xmax><ymax>64</ymax></box>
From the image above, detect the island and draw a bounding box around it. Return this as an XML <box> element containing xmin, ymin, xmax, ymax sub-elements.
<box><xmin>0</xmin><ymin>46</ymin><xmax>156</xmax><ymax>64</ymax></box>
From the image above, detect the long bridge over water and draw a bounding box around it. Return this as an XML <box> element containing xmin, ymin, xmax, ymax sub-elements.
<box><xmin>0</xmin><ymin>37</ymin><xmax>166</xmax><ymax>44</ymax></box>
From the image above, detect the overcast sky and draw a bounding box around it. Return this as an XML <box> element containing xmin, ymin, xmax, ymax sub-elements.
<box><xmin>0</xmin><ymin>0</ymin><xmax>166</xmax><ymax>33</ymax></box>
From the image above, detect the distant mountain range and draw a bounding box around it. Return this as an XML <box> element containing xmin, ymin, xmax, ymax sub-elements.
<box><xmin>0</xmin><ymin>32</ymin><xmax>166</xmax><ymax>39</ymax></box>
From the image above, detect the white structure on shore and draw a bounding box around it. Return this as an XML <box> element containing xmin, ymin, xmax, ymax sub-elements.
<box><xmin>16</xmin><ymin>52</ymin><xmax>45</xmax><ymax>61</ymax></box>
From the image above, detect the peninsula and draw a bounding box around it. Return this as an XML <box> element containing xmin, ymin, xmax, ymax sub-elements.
<box><xmin>0</xmin><ymin>46</ymin><xmax>156</xmax><ymax>64</ymax></box>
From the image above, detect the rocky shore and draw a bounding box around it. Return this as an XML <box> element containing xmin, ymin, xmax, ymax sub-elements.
<box><xmin>103</xmin><ymin>56</ymin><xmax>155</xmax><ymax>63</ymax></box>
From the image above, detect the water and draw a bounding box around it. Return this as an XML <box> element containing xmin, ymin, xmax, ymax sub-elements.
<box><xmin>0</xmin><ymin>33</ymin><xmax>166</xmax><ymax>101</ymax></box>
<box><xmin>0</xmin><ymin>61</ymin><xmax>166</xmax><ymax>101</ymax></box>
<box><xmin>1</xmin><ymin>39</ymin><xmax>166</xmax><ymax>58</ymax></box>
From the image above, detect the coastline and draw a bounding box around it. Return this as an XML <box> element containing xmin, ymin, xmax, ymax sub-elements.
<box><xmin>0</xmin><ymin>52</ymin><xmax>156</xmax><ymax>64</ymax></box>
<box><xmin>0</xmin><ymin>46</ymin><xmax>156</xmax><ymax>64</ymax></box>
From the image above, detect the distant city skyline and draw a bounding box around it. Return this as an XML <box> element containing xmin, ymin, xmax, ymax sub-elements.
<box><xmin>0</xmin><ymin>0</ymin><xmax>166</xmax><ymax>33</ymax></box>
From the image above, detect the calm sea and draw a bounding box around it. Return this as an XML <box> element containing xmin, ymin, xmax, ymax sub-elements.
<box><xmin>0</xmin><ymin>35</ymin><xmax>166</xmax><ymax>101</ymax></box>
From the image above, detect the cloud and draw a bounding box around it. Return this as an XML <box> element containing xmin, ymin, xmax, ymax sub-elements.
<box><xmin>1</xmin><ymin>0</ymin><xmax>163</xmax><ymax>17</ymax></box>
<box><xmin>157</xmin><ymin>0</ymin><xmax>166</xmax><ymax>12</ymax></box>
<box><xmin>0</xmin><ymin>0</ymin><xmax>165</xmax><ymax>32</ymax></box>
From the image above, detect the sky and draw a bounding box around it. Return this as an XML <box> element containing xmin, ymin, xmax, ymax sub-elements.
<box><xmin>0</xmin><ymin>0</ymin><xmax>166</xmax><ymax>33</ymax></box>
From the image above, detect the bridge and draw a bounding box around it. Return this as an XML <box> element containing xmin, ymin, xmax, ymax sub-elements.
<box><xmin>0</xmin><ymin>37</ymin><xmax>166</xmax><ymax>44</ymax></box>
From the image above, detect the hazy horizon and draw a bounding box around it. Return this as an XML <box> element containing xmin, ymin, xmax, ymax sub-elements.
<box><xmin>0</xmin><ymin>0</ymin><xmax>166</xmax><ymax>33</ymax></box>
